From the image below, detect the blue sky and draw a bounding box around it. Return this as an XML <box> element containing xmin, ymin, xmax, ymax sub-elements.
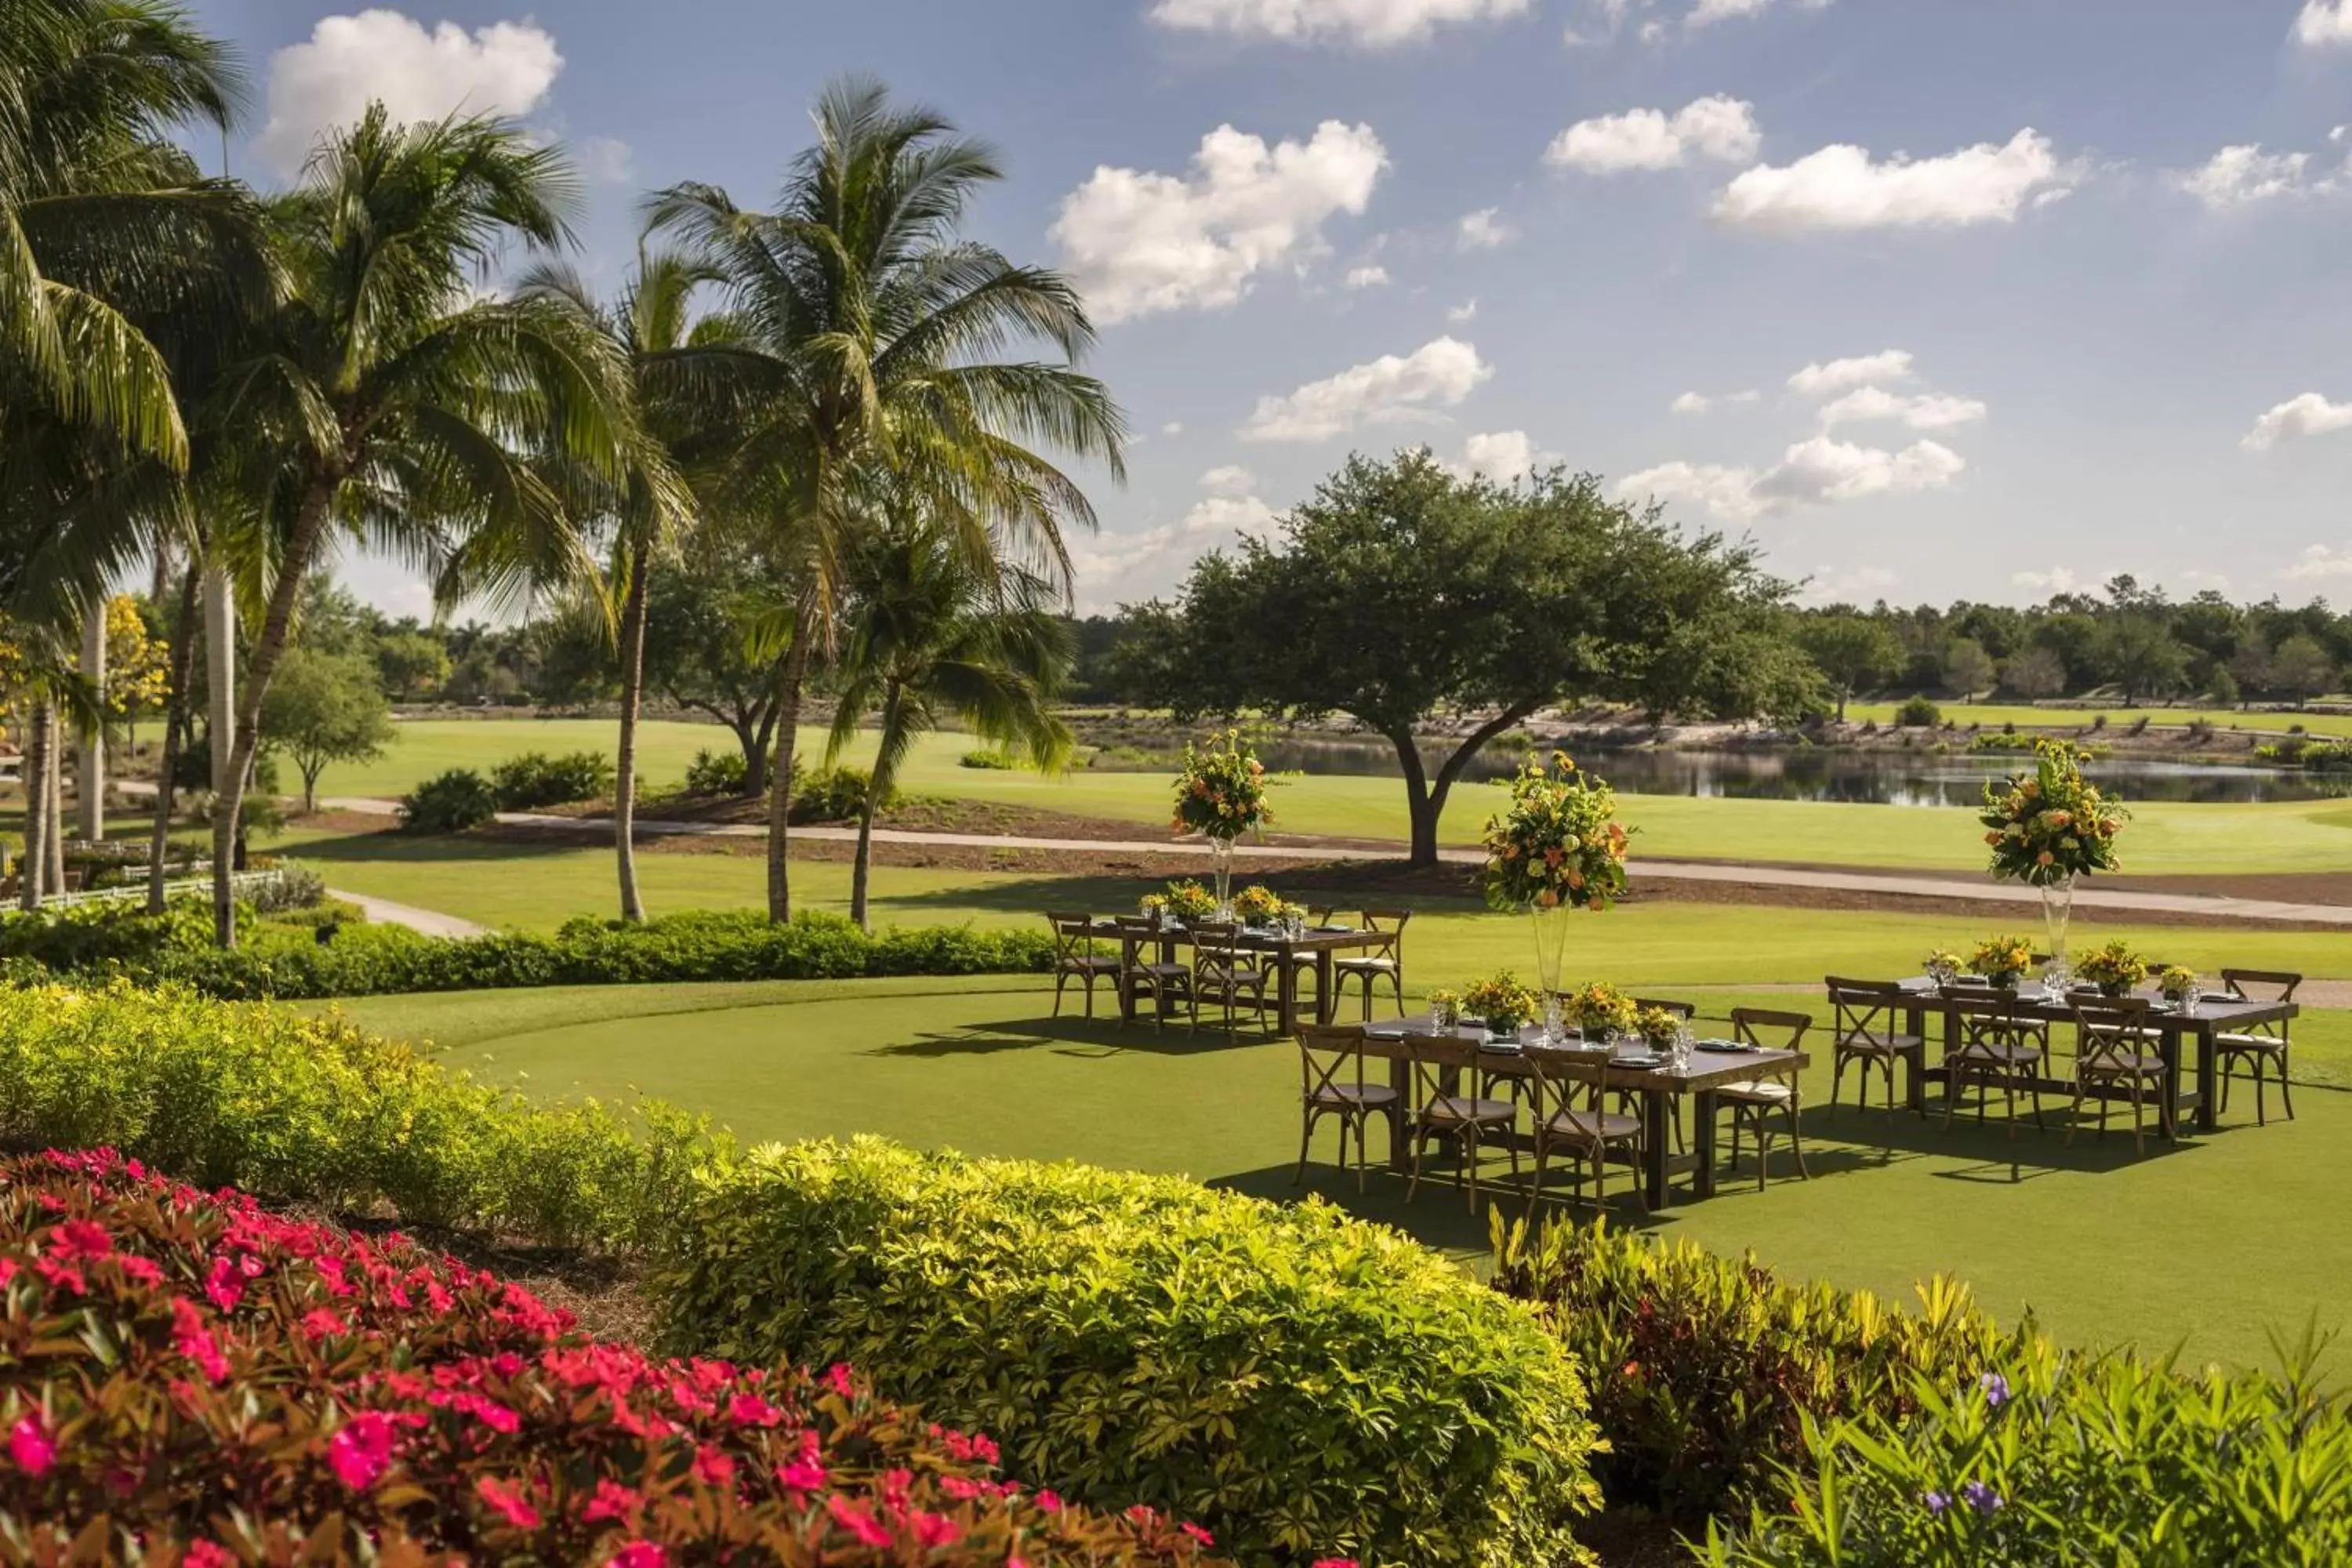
<box><xmin>187</xmin><ymin>0</ymin><xmax>2352</xmax><ymax>619</ymax></box>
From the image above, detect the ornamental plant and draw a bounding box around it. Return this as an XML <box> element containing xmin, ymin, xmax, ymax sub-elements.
<box><xmin>1481</xmin><ymin>753</ymin><xmax>1632</xmax><ymax>913</ymax></box>
<box><xmin>1231</xmin><ymin>884</ymin><xmax>1294</xmax><ymax>924</ymax></box>
<box><xmin>1461</xmin><ymin>972</ymin><xmax>1541</xmax><ymax>1034</ymax></box>
<box><xmin>1564</xmin><ymin>981</ymin><xmax>1638</xmax><ymax>1036</ymax></box>
<box><xmin>1635</xmin><ymin>1005</ymin><xmax>1683</xmax><ymax>1050</ymax></box>
<box><xmin>1170</xmin><ymin>731</ymin><xmax>1272</xmax><ymax>840</ymax></box>
<box><xmin>0</xmin><ymin>1149</ymin><xmax>1222</xmax><ymax>1566</ymax></box>
<box><xmin>1979</xmin><ymin>741</ymin><xmax>2127</xmax><ymax>886</ymax></box>
<box><xmin>1145</xmin><ymin>880</ymin><xmax>1218</xmax><ymax>923</ymax></box>
<box><xmin>2074</xmin><ymin>939</ymin><xmax>2148</xmax><ymax>996</ymax></box>
<box><xmin>1966</xmin><ymin>934</ymin><xmax>2034</xmax><ymax>986</ymax></box>
<box><xmin>2158</xmin><ymin>964</ymin><xmax>2199</xmax><ymax>1002</ymax></box>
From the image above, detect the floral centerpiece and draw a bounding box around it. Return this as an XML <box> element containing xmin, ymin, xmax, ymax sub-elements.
<box><xmin>2076</xmin><ymin>939</ymin><xmax>2149</xmax><ymax>998</ymax></box>
<box><xmin>1461</xmin><ymin>972</ymin><xmax>1540</xmax><ymax>1039</ymax></box>
<box><xmin>1925</xmin><ymin>949</ymin><xmax>1965</xmax><ymax>988</ymax></box>
<box><xmin>1635</xmin><ymin>1005</ymin><xmax>1683</xmax><ymax>1051</ymax></box>
<box><xmin>1427</xmin><ymin>987</ymin><xmax>1461</xmax><ymax>1028</ymax></box>
<box><xmin>1563</xmin><ymin>980</ymin><xmax>1638</xmax><ymax>1038</ymax></box>
<box><xmin>1482</xmin><ymin>753</ymin><xmax>1633</xmax><ymax>1031</ymax></box>
<box><xmin>2157</xmin><ymin>964</ymin><xmax>2201</xmax><ymax>1004</ymax></box>
<box><xmin>1979</xmin><ymin>740</ymin><xmax>2128</xmax><ymax>982</ymax></box>
<box><xmin>1968</xmin><ymin>933</ymin><xmax>2035</xmax><ymax>991</ymax></box>
<box><xmin>1142</xmin><ymin>880</ymin><xmax>1217</xmax><ymax>924</ymax></box>
<box><xmin>1171</xmin><ymin>730</ymin><xmax>1272</xmax><ymax>916</ymax></box>
<box><xmin>1232</xmin><ymin>884</ymin><xmax>1294</xmax><ymax>926</ymax></box>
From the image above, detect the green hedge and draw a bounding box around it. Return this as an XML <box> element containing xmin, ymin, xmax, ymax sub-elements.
<box><xmin>652</xmin><ymin>1136</ymin><xmax>1601</xmax><ymax>1568</ymax></box>
<box><xmin>1493</xmin><ymin>1219</ymin><xmax>2032</xmax><ymax>1522</ymax></box>
<box><xmin>1704</xmin><ymin>1330</ymin><xmax>2352</xmax><ymax>1566</ymax></box>
<box><xmin>1</xmin><ymin>904</ymin><xmax>1052</xmax><ymax>1000</ymax></box>
<box><xmin>0</xmin><ymin>982</ymin><xmax>710</xmax><ymax>1250</ymax></box>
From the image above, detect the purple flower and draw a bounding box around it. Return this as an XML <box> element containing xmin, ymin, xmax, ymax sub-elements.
<box><xmin>1979</xmin><ymin>1371</ymin><xmax>2010</xmax><ymax>1407</ymax></box>
<box><xmin>1962</xmin><ymin>1480</ymin><xmax>2003</xmax><ymax>1515</ymax></box>
<box><xmin>1923</xmin><ymin>1490</ymin><xmax>1950</xmax><ymax>1516</ymax></box>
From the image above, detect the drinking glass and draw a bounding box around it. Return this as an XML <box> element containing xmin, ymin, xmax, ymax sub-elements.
<box><xmin>1670</xmin><ymin>1022</ymin><xmax>1695</xmax><ymax>1072</ymax></box>
<box><xmin>1541</xmin><ymin>994</ymin><xmax>1563</xmax><ymax>1047</ymax></box>
<box><xmin>1430</xmin><ymin>996</ymin><xmax>1454</xmax><ymax>1032</ymax></box>
<box><xmin>2180</xmin><ymin>979</ymin><xmax>2203</xmax><ymax>1014</ymax></box>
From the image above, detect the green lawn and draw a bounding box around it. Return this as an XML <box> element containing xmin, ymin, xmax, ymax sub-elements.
<box><xmin>303</xmin><ymin>719</ymin><xmax>2352</xmax><ymax>876</ymax></box>
<box><xmin>1844</xmin><ymin>699</ymin><xmax>2352</xmax><ymax>739</ymax></box>
<box><xmin>321</xmin><ymin>974</ymin><xmax>2352</xmax><ymax>1372</ymax></box>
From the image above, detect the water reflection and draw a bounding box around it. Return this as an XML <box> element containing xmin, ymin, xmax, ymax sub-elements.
<box><xmin>1097</xmin><ymin>738</ymin><xmax>2347</xmax><ymax>808</ymax></box>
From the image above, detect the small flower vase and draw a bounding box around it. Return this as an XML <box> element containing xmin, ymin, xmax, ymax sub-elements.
<box><xmin>1209</xmin><ymin>835</ymin><xmax>1236</xmax><ymax>920</ymax></box>
<box><xmin>2040</xmin><ymin>875</ymin><xmax>2075</xmax><ymax>985</ymax></box>
<box><xmin>2098</xmin><ymin>978</ymin><xmax>2130</xmax><ymax>999</ymax></box>
<box><xmin>1530</xmin><ymin>902</ymin><xmax>1570</xmax><ymax>1043</ymax></box>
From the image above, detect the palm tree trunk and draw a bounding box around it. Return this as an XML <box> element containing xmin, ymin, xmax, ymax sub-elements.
<box><xmin>764</xmin><ymin>609</ymin><xmax>814</xmax><ymax>924</ymax></box>
<box><xmin>614</xmin><ymin>549</ymin><xmax>652</xmax><ymax>923</ymax></box>
<box><xmin>212</xmin><ymin>487</ymin><xmax>331</xmax><ymax>948</ymax></box>
<box><xmin>849</xmin><ymin>681</ymin><xmax>906</xmax><ymax>933</ymax></box>
<box><xmin>43</xmin><ymin>708</ymin><xmax>65</xmax><ymax>894</ymax></box>
<box><xmin>19</xmin><ymin>704</ymin><xmax>49</xmax><ymax>912</ymax></box>
<box><xmin>147</xmin><ymin>566</ymin><xmax>201</xmax><ymax>913</ymax></box>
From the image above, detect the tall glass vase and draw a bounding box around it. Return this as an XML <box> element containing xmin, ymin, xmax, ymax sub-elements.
<box><xmin>1531</xmin><ymin>902</ymin><xmax>1570</xmax><ymax>1044</ymax></box>
<box><xmin>2040</xmin><ymin>875</ymin><xmax>2075</xmax><ymax>989</ymax></box>
<box><xmin>1210</xmin><ymin>835</ymin><xmax>1236</xmax><ymax>920</ymax></box>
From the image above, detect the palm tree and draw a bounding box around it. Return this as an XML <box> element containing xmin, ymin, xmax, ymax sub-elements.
<box><xmin>646</xmin><ymin>76</ymin><xmax>1124</xmax><ymax>924</ymax></box>
<box><xmin>826</xmin><ymin>514</ymin><xmax>1073</xmax><ymax>929</ymax></box>
<box><xmin>200</xmin><ymin>105</ymin><xmax>656</xmax><ymax>946</ymax></box>
<box><xmin>514</xmin><ymin>249</ymin><xmax>716</xmax><ymax>921</ymax></box>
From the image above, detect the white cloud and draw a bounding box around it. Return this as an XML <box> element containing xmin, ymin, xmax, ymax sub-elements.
<box><xmin>2295</xmin><ymin>0</ymin><xmax>2352</xmax><ymax>47</ymax></box>
<box><xmin>1545</xmin><ymin>95</ymin><xmax>1760</xmax><ymax>173</ymax></box>
<box><xmin>2179</xmin><ymin>568</ymin><xmax>2232</xmax><ymax>591</ymax></box>
<box><xmin>2013</xmin><ymin>566</ymin><xmax>2080</xmax><ymax>593</ymax></box>
<box><xmin>1817</xmin><ymin>386</ymin><xmax>1987</xmax><ymax>431</ymax></box>
<box><xmin>1149</xmin><ymin>0</ymin><xmax>1531</xmax><ymax>45</ymax></box>
<box><xmin>1787</xmin><ymin>350</ymin><xmax>1915</xmax><ymax>397</ymax></box>
<box><xmin>1617</xmin><ymin>436</ymin><xmax>1962</xmax><ymax>522</ymax></box>
<box><xmin>2242</xmin><ymin>393</ymin><xmax>2352</xmax><ymax>452</ymax></box>
<box><xmin>2288</xmin><ymin>544</ymin><xmax>2352</xmax><ymax>580</ymax></box>
<box><xmin>578</xmin><ymin>135</ymin><xmax>633</xmax><ymax>183</ymax></box>
<box><xmin>2178</xmin><ymin>145</ymin><xmax>2316</xmax><ymax>209</ymax></box>
<box><xmin>1446</xmin><ymin>298</ymin><xmax>1479</xmax><ymax>322</ymax></box>
<box><xmin>1712</xmin><ymin>129</ymin><xmax>2081</xmax><ymax>234</ymax></box>
<box><xmin>1670</xmin><ymin>388</ymin><xmax>1758</xmax><ymax>415</ymax></box>
<box><xmin>1447</xmin><ymin>430</ymin><xmax>1559</xmax><ymax>481</ymax></box>
<box><xmin>1457</xmin><ymin>208</ymin><xmax>1515</xmax><ymax>249</ymax></box>
<box><xmin>1051</xmin><ymin>121</ymin><xmax>1388</xmax><ymax>323</ymax></box>
<box><xmin>1687</xmin><ymin>0</ymin><xmax>1831</xmax><ymax>28</ymax></box>
<box><xmin>1241</xmin><ymin>336</ymin><xmax>1492</xmax><ymax>441</ymax></box>
<box><xmin>1800</xmin><ymin>564</ymin><xmax>1897</xmax><ymax>604</ymax></box>
<box><xmin>1162</xmin><ymin>421</ymin><xmax>1185</xmax><ymax>436</ymax></box>
<box><xmin>1069</xmin><ymin>482</ymin><xmax>1282</xmax><ymax>609</ymax></box>
<box><xmin>1343</xmin><ymin>263</ymin><xmax>1392</xmax><ymax>289</ymax></box>
<box><xmin>256</xmin><ymin>11</ymin><xmax>564</xmax><ymax>176</ymax></box>
<box><xmin>1200</xmin><ymin>464</ymin><xmax>1258</xmax><ymax>496</ymax></box>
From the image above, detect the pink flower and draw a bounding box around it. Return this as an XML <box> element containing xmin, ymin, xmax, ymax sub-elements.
<box><xmin>608</xmin><ymin>1546</ymin><xmax>667</xmax><ymax>1568</ymax></box>
<box><xmin>1035</xmin><ymin>1489</ymin><xmax>1063</xmax><ymax>1512</ymax></box>
<box><xmin>823</xmin><ymin>1363</ymin><xmax>856</xmax><ymax>1399</ymax></box>
<box><xmin>9</xmin><ymin>1414</ymin><xmax>55</xmax><ymax>1476</ymax></box>
<box><xmin>580</xmin><ymin>1477</ymin><xmax>641</xmax><ymax>1524</ymax></box>
<box><xmin>776</xmin><ymin>1455</ymin><xmax>828</xmax><ymax>1493</ymax></box>
<box><xmin>52</xmin><ymin>1219</ymin><xmax>111</xmax><ymax>1260</ymax></box>
<box><xmin>300</xmin><ymin>1308</ymin><xmax>348</xmax><ymax>1341</ymax></box>
<box><xmin>204</xmin><ymin>1257</ymin><xmax>243</xmax><ymax>1313</ymax></box>
<box><xmin>33</xmin><ymin>1257</ymin><xmax>85</xmax><ymax>1296</ymax></box>
<box><xmin>1312</xmin><ymin>1559</ymin><xmax>1363</xmax><ymax>1567</ymax></box>
<box><xmin>727</xmin><ymin>1392</ymin><xmax>782</xmax><ymax>1428</ymax></box>
<box><xmin>183</xmin><ymin>1543</ymin><xmax>234</xmax><ymax>1568</ymax></box>
<box><xmin>116</xmin><ymin>1255</ymin><xmax>162</xmax><ymax>1285</ymax></box>
<box><xmin>691</xmin><ymin>1446</ymin><xmax>735</xmax><ymax>1486</ymax></box>
<box><xmin>1181</xmin><ymin>1523</ymin><xmax>1215</xmax><ymax>1546</ymax></box>
<box><xmin>169</xmin><ymin>1298</ymin><xmax>230</xmax><ymax>1384</ymax></box>
<box><xmin>475</xmin><ymin>1474</ymin><xmax>542</xmax><ymax>1530</ymax></box>
<box><xmin>328</xmin><ymin>1412</ymin><xmax>396</xmax><ymax>1491</ymax></box>
<box><xmin>913</xmin><ymin>1511</ymin><xmax>961</xmax><ymax>1549</ymax></box>
<box><xmin>826</xmin><ymin>1495</ymin><xmax>893</xmax><ymax>1548</ymax></box>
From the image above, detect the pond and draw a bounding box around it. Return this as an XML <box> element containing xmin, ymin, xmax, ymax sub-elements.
<box><xmin>1091</xmin><ymin>737</ymin><xmax>2343</xmax><ymax>807</ymax></box>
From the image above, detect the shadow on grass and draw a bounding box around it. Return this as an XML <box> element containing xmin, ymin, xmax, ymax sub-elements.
<box><xmin>878</xmin><ymin>867</ymin><xmax>1490</xmax><ymax>921</ymax></box>
<box><xmin>871</xmin><ymin>1013</ymin><xmax>1280</xmax><ymax>1061</ymax></box>
<box><xmin>281</xmin><ymin>828</ymin><xmax>590</xmax><ymax>868</ymax></box>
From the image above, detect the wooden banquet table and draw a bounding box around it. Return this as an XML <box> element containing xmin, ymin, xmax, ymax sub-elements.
<box><xmin>1362</xmin><ymin>1014</ymin><xmax>1809</xmax><ymax>1208</ymax></box>
<box><xmin>1088</xmin><ymin>919</ymin><xmax>1394</xmax><ymax>1027</ymax></box>
<box><xmin>1884</xmin><ymin>979</ymin><xmax>2298</xmax><ymax>1136</ymax></box>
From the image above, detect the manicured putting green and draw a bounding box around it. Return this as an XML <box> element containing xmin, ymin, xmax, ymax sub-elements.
<box><xmin>325</xmin><ymin>975</ymin><xmax>2352</xmax><ymax>1372</ymax></box>
<box><xmin>1843</xmin><ymin>699</ymin><xmax>2352</xmax><ymax>739</ymax></box>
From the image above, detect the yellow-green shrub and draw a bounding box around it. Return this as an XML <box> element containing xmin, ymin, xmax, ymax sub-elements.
<box><xmin>652</xmin><ymin>1137</ymin><xmax>1600</xmax><ymax>1568</ymax></box>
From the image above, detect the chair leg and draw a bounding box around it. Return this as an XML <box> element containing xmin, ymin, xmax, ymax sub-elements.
<box><xmin>2066</xmin><ymin>1076</ymin><xmax>2087</xmax><ymax>1145</ymax></box>
<box><xmin>1788</xmin><ymin>1094</ymin><xmax>1809</xmax><ymax>1178</ymax></box>
<box><xmin>1052</xmin><ymin>971</ymin><xmax>1068</xmax><ymax>1018</ymax></box>
<box><xmin>2256</xmin><ymin>1053</ymin><xmax>2268</xmax><ymax>1127</ymax></box>
<box><xmin>1530</xmin><ymin>1138</ymin><xmax>1549</xmax><ymax>1217</ymax></box>
<box><xmin>2027</xmin><ymin>1073</ymin><xmax>2046</xmax><ymax>1134</ymax></box>
<box><xmin>2281</xmin><ymin>1053</ymin><xmax>2296</xmax><ymax>1121</ymax></box>
<box><xmin>1294</xmin><ymin>1109</ymin><xmax>1315</xmax><ymax>1185</ymax></box>
<box><xmin>1753</xmin><ymin>1113</ymin><xmax>1769</xmax><ymax>1192</ymax></box>
<box><xmin>1462</xmin><ymin>1128</ymin><xmax>1480</xmax><ymax>1214</ymax></box>
<box><xmin>1941</xmin><ymin>1068</ymin><xmax>1962</xmax><ymax>1134</ymax></box>
<box><xmin>2131</xmin><ymin>1077</ymin><xmax>2145</xmax><ymax>1156</ymax></box>
<box><xmin>1406</xmin><ymin>1125</ymin><xmax>1428</xmax><ymax>1203</ymax></box>
<box><xmin>1830</xmin><ymin>1055</ymin><xmax>1847</xmax><ymax>1115</ymax></box>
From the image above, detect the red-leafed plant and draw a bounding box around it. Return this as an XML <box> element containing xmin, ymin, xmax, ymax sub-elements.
<box><xmin>0</xmin><ymin>1149</ymin><xmax>1225</xmax><ymax>1566</ymax></box>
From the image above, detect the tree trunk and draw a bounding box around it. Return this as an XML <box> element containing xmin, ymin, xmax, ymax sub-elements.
<box><xmin>1836</xmin><ymin>684</ymin><xmax>1851</xmax><ymax>722</ymax></box>
<box><xmin>764</xmin><ymin>611</ymin><xmax>813</xmax><ymax>924</ymax></box>
<box><xmin>78</xmin><ymin>608</ymin><xmax>106</xmax><ymax>842</ymax></box>
<box><xmin>1389</xmin><ymin>704</ymin><xmax>1541</xmax><ymax>869</ymax></box>
<box><xmin>212</xmin><ymin>486</ymin><xmax>331</xmax><ymax>948</ymax></box>
<box><xmin>42</xmin><ymin>707</ymin><xmax>65</xmax><ymax>894</ymax></box>
<box><xmin>848</xmin><ymin>683</ymin><xmax>904</xmax><ymax>932</ymax></box>
<box><xmin>746</xmin><ymin>704</ymin><xmax>778</xmax><ymax>797</ymax></box>
<box><xmin>613</xmin><ymin>550</ymin><xmax>652</xmax><ymax>923</ymax></box>
<box><xmin>19</xmin><ymin>703</ymin><xmax>48</xmax><ymax>911</ymax></box>
<box><xmin>147</xmin><ymin>566</ymin><xmax>201</xmax><ymax>913</ymax></box>
<box><xmin>301</xmin><ymin>765</ymin><xmax>321</xmax><ymax>815</ymax></box>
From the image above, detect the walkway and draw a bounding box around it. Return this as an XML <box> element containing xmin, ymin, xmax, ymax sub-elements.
<box><xmin>323</xmin><ymin>890</ymin><xmax>486</xmax><ymax>939</ymax></box>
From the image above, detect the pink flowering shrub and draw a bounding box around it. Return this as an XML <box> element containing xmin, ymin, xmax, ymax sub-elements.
<box><xmin>0</xmin><ymin>1149</ymin><xmax>1224</xmax><ymax>1566</ymax></box>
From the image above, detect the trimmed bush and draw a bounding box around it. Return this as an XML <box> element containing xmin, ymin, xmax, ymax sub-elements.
<box><xmin>397</xmin><ymin>767</ymin><xmax>499</xmax><ymax>833</ymax></box>
<box><xmin>1493</xmin><ymin>1220</ymin><xmax>2031</xmax><ymax>1522</ymax></box>
<box><xmin>793</xmin><ymin>764</ymin><xmax>896</xmax><ymax>822</ymax></box>
<box><xmin>1894</xmin><ymin>695</ymin><xmax>1941</xmax><ymax>728</ymax></box>
<box><xmin>653</xmin><ymin>1137</ymin><xmax>1602</xmax><ymax>1568</ymax></box>
<box><xmin>960</xmin><ymin>749</ymin><xmax>1017</xmax><ymax>769</ymax></box>
<box><xmin>684</xmin><ymin>745</ymin><xmax>750</xmax><ymax>796</ymax></box>
<box><xmin>0</xmin><ymin>1149</ymin><xmax>1222</xmax><ymax>1566</ymax></box>
<box><xmin>1704</xmin><ymin>1330</ymin><xmax>2352</xmax><ymax>1566</ymax></box>
<box><xmin>0</xmin><ymin>982</ymin><xmax>708</xmax><ymax>1250</ymax></box>
<box><xmin>1</xmin><ymin>906</ymin><xmax>1053</xmax><ymax>1000</ymax></box>
<box><xmin>492</xmin><ymin>748</ymin><xmax>617</xmax><ymax>810</ymax></box>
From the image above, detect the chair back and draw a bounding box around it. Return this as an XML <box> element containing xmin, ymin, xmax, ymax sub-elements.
<box><xmin>1632</xmin><ymin>996</ymin><xmax>1696</xmax><ymax>1020</ymax></box>
<box><xmin>1730</xmin><ymin>1007</ymin><xmax>1811</xmax><ymax>1054</ymax></box>
<box><xmin>1298</xmin><ymin>1023</ymin><xmax>1370</xmax><ymax>1105</ymax></box>
<box><xmin>1399</xmin><ymin>1029</ymin><xmax>1477</xmax><ymax>1109</ymax></box>
<box><xmin>1522</xmin><ymin>1040</ymin><xmax>1608</xmax><ymax>1123</ymax></box>
<box><xmin>1047</xmin><ymin>912</ymin><xmax>1094</xmax><ymax>968</ymax></box>
<box><xmin>2222</xmin><ymin>968</ymin><xmax>2301</xmax><ymax>1004</ymax></box>
<box><xmin>2067</xmin><ymin>994</ymin><xmax>2156</xmax><ymax>1073</ymax></box>
<box><xmin>1825</xmin><ymin>976</ymin><xmax>1911</xmax><ymax>1045</ymax></box>
<box><xmin>1359</xmin><ymin>908</ymin><xmax>1412</xmax><ymax>958</ymax></box>
<box><xmin>1947</xmin><ymin>990</ymin><xmax>2038</xmax><ymax>1053</ymax></box>
<box><xmin>1190</xmin><ymin>921</ymin><xmax>1248</xmax><ymax>978</ymax></box>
